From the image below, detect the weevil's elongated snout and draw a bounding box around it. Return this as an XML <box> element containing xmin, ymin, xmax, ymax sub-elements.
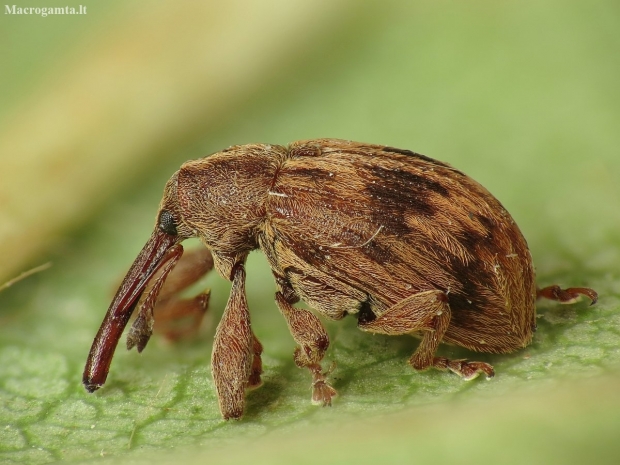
<box><xmin>83</xmin><ymin>229</ymin><xmax>182</xmax><ymax>392</ymax></box>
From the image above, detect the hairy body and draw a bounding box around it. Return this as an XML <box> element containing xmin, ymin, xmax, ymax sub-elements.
<box><xmin>84</xmin><ymin>139</ymin><xmax>596</xmax><ymax>419</ymax></box>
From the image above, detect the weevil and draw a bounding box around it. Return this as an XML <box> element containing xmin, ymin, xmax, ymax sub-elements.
<box><xmin>83</xmin><ymin>139</ymin><xmax>597</xmax><ymax>419</ymax></box>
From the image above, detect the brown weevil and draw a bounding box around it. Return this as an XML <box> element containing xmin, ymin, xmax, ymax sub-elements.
<box><xmin>83</xmin><ymin>139</ymin><xmax>597</xmax><ymax>419</ymax></box>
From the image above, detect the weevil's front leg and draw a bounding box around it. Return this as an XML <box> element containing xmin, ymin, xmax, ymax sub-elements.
<box><xmin>152</xmin><ymin>292</ymin><xmax>211</xmax><ymax>342</ymax></box>
<box><xmin>537</xmin><ymin>285</ymin><xmax>598</xmax><ymax>305</ymax></box>
<box><xmin>358</xmin><ymin>290</ymin><xmax>494</xmax><ymax>380</ymax></box>
<box><xmin>211</xmin><ymin>264</ymin><xmax>263</xmax><ymax>419</ymax></box>
<box><xmin>126</xmin><ymin>246</ymin><xmax>184</xmax><ymax>352</ymax></box>
<box><xmin>151</xmin><ymin>247</ymin><xmax>214</xmax><ymax>342</ymax></box>
<box><xmin>127</xmin><ymin>247</ymin><xmax>212</xmax><ymax>349</ymax></box>
<box><xmin>275</xmin><ymin>292</ymin><xmax>336</xmax><ymax>406</ymax></box>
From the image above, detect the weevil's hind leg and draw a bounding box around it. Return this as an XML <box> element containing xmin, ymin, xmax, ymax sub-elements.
<box><xmin>275</xmin><ymin>292</ymin><xmax>336</xmax><ymax>406</ymax></box>
<box><xmin>211</xmin><ymin>264</ymin><xmax>257</xmax><ymax>420</ymax></box>
<box><xmin>358</xmin><ymin>290</ymin><xmax>495</xmax><ymax>381</ymax></box>
<box><xmin>537</xmin><ymin>285</ymin><xmax>598</xmax><ymax>305</ymax></box>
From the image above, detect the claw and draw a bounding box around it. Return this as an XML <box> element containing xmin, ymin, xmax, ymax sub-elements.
<box><xmin>309</xmin><ymin>362</ymin><xmax>337</xmax><ymax>406</ymax></box>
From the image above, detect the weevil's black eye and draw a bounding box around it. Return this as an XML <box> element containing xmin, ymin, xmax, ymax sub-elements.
<box><xmin>158</xmin><ymin>210</ymin><xmax>178</xmax><ymax>236</ymax></box>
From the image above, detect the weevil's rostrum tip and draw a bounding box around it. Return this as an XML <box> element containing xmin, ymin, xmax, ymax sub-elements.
<box><xmin>83</xmin><ymin>380</ymin><xmax>102</xmax><ymax>393</ymax></box>
<box><xmin>84</xmin><ymin>138</ymin><xmax>597</xmax><ymax>420</ymax></box>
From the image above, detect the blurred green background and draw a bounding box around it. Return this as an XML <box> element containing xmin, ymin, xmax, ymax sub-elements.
<box><xmin>1</xmin><ymin>1</ymin><xmax>619</xmax><ymax>464</ymax></box>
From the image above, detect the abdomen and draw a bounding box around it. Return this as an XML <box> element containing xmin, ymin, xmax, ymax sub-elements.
<box><xmin>264</xmin><ymin>140</ymin><xmax>537</xmax><ymax>353</ymax></box>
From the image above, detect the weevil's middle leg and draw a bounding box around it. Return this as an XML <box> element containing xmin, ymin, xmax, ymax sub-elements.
<box><xmin>275</xmin><ymin>292</ymin><xmax>336</xmax><ymax>406</ymax></box>
<box><xmin>358</xmin><ymin>290</ymin><xmax>494</xmax><ymax>380</ymax></box>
